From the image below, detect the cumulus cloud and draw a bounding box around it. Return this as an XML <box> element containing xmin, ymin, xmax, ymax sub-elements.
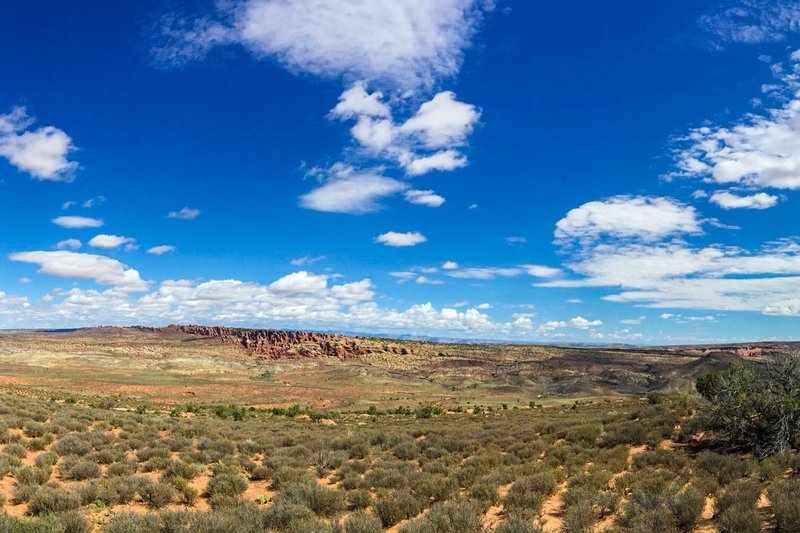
<box><xmin>269</xmin><ymin>271</ymin><xmax>329</xmax><ymax>294</ymax></box>
<box><xmin>55</xmin><ymin>239</ymin><xmax>81</xmax><ymax>250</ymax></box>
<box><xmin>51</xmin><ymin>216</ymin><xmax>104</xmax><ymax>229</ymax></box>
<box><xmin>0</xmin><ymin>106</ymin><xmax>78</xmax><ymax>181</ymax></box>
<box><xmin>404</xmin><ymin>189</ymin><xmax>445</xmax><ymax>207</ymax></box>
<box><xmin>88</xmin><ymin>234</ymin><xmax>137</xmax><ymax>250</ymax></box>
<box><xmin>442</xmin><ymin>261</ymin><xmax>459</xmax><ymax>270</ymax></box>
<box><xmin>300</xmin><ymin>165</ymin><xmax>406</xmax><ymax>214</ymax></box>
<box><xmin>538</xmin><ymin>316</ymin><xmax>602</xmax><ymax>333</ymax></box>
<box><xmin>673</xmin><ymin>53</ymin><xmax>800</xmax><ymax>190</ymax></box>
<box><xmin>147</xmin><ymin>245</ymin><xmax>176</xmax><ymax>255</ymax></box>
<box><xmin>554</xmin><ymin>196</ymin><xmax>701</xmax><ymax>245</ymax></box>
<box><xmin>539</xmin><ymin>238</ymin><xmax>800</xmax><ymax>316</ymax></box>
<box><xmin>332</xmin><ymin>85</ymin><xmax>480</xmax><ymax>175</ymax></box>
<box><xmin>9</xmin><ymin>251</ymin><xmax>148</xmax><ymax>292</ymax></box>
<box><xmin>709</xmin><ymin>190</ymin><xmax>779</xmax><ymax>209</ymax></box>
<box><xmin>167</xmin><ymin>207</ymin><xmax>201</xmax><ymax>220</ymax></box>
<box><xmin>153</xmin><ymin>0</ymin><xmax>490</xmax><ymax>90</ymax></box>
<box><xmin>375</xmin><ymin>231</ymin><xmax>427</xmax><ymax>247</ymax></box>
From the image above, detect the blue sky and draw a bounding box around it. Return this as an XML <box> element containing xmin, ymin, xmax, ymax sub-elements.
<box><xmin>3</xmin><ymin>0</ymin><xmax>800</xmax><ymax>343</ymax></box>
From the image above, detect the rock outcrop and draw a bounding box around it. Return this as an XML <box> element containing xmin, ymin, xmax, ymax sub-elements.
<box><xmin>144</xmin><ymin>324</ymin><xmax>413</xmax><ymax>360</ymax></box>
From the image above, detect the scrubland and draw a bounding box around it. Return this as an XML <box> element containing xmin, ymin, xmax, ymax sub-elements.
<box><xmin>0</xmin><ymin>392</ymin><xmax>794</xmax><ymax>532</ymax></box>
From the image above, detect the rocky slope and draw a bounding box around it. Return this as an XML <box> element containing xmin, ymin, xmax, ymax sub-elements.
<box><xmin>149</xmin><ymin>324</ymin><xmax>413</xmax><ymax>360</ymax></box>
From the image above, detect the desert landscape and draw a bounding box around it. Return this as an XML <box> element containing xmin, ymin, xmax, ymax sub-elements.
<box><xmin>0</xmin><ymin>326</ymin><xmax>795</xmax><ymax>532</ymax></box>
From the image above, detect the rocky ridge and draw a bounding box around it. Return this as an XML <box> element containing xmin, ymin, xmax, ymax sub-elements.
<box><xmin>145</xmin><ymin>324</ymin><xmax>412</xmax><ymax>360</ymax></box>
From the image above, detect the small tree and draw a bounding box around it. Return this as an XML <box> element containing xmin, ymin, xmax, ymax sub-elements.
<box><xmin>696</xmin><ymin>353</ymin><xmax>800</xmax><ymax>457</ymax></box>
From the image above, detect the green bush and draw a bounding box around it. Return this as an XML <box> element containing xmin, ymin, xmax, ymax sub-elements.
<box><xmin>372</xmin><ymin>489</ymin><xmax>423</xmax><ymax>527</ymax></box>
<box><xmin>563</xmin><ymin>499</ymin><xmax>595</xmax><ymax>533</ymax></box>
<box><xmin>276</xmin><ymin>480</ymin><xmax>344</xmax><ymax>517</ymax></box>
<box><xmin>54</xmin><ymin>434</ymin><xmax>92</xmax><ymax>456</ymax></box>
<box><xmin>504</xmin><ymin>472</ymin><xmax>558</xmax><ymax>517</ymax></box>
<box><xmin>28</xmin><ymin>485</ymin><xmax>81</xmax><ymax>515</ymax></box>
<box><xmin>344</xmin><ymin>510</ymin><xmax>383</xmax><ymax>533</ymax></box>
<box><xmin>769</xmin><ymin>479</ymin><xmax>800</xmax><ymax>533</ymax></box>
<box><xmin>104</xmin><ymin>512</ymin><xmax>162</xmax><ymax>533</ymax></box>
<box><xmin>207</xmin><ymin>472</ymin><xmax>249</xmax><ymax>498</ymax></box>
<box><xmin>495</xmin><ymin>515</ymin><xmax>543</xmax><ymax>533</ymax></box>
<box><xmin>714</xmin><ymin>478</ymin><xmax>760</xmax><ymax>517</ymax></box>
<box><xmin>399</xmin><ymin>498</ymin><xmax>482</xmax><ymax>533</ymax></box>
<box><xmin>718</xmin><ymin>506</ymin><xmax>761</xmax><ymax>533</ymax></box>
<box><xmin>669</xmin><ymin>486</ymin><xmax>705</xmax><ymax>531</ymax></box>
<box><xmin>137</xmin><ymin>478</ymin><xmax>175</xmax><ymax>508</ymax></box>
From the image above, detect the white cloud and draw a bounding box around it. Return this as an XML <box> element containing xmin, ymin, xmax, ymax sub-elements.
<box><xmin>269</xmin><ymin>271</ymin><xmax>329</xmax><ymax>294</ymax></box>
<box><xmin>673</xmin><ymin>59</ymin><xmax>800</xmax><ymax>190</ymax></box>
<box><xmin>442</xmin><ymin>261</ymin><xmax>459</xmax><ymax>270</ymax></box>
<box><xmin>401</xmin><ymin>149</ymin><xmax>467</xmax><ymax>176</ymax></box>
<box><xmin>82</xmin><ymin>196</ymin><xmax>106</xmax><ymax>208</ymax></box>
<box><xmin>540</xmin><ymin>239</ymin><xmax>800</xmax><ymax>316</ymax></box>
<box><xmin>538</xmin><ymin>316</ymin><xmax>602</xmax><ymax>333</ymax></box>
<box><xmin>398</xmin><ymin>91</ymin><xmax>480</xmax><ymax>148</ymax></box>
<box><xmin>505</xmin><ymin>236</ymin><xmax>527</xmax><ymax>245</ymax></box>
<box><xmin>61</xmin><ymin>200</ymin><xmax>76</xmax><ymax>210</ymax></box>
<box><xmin>329</xmin><ymin>81</ymin><xmax>391</xmax><ymax>119</ymax></box>
<box><xmin>0</xmin><ymin>106</ymin><xmax>78</xmax><ymax>181</ymax></box>
<box><xmin>375</xmin><ymin>231</ymin><xmax>427</xmax><ymax>247</ymax></box>
<box><xmin>300</xmin><ymin>165</ymin><xmax>406</xmax><ymax>214</ymax></box>
<box><xmin>447</xmin><ymin>264</ymin><xmax>562</xmax><ymax>280</ymax></box>
<box><xmin>404</xmin><ymin>189</ymin><xmax>445</xmax><ymax>207</ymax></box>
<box><xmin>52</xmin><ymin>216</ymin><xmax>104</xmax><ymax>229</ymax></box>
<box><xmin>620</xmin><ymin>316</ymin><xmax>646</xmax><ymax>325</ymax></box>
<box><xmin>555</xmin><ymin>196</ymin><xmax>701</xmax><ymax>244</ymax></box>
<box><xmin>415</xmin><ymin>276</ymin><xmax>443</xmax><ymax>285</ymax></box>
<box><xmin>447</xmin><ymin>267</ymin><xmax>523</xmax><ymax>280</ymax></box>
<box><xmin>520</xmin><ymin>264</ymin><xmax>562</xmax><ymax>278</ymax></box>
<box><xmin>154</xmin><ymin>0</ymin><xmax>490</xmax><ymax>90</ymax></box>
<box><xmin>476</xmin><ymin>302</ymin><xmax>492</xmax><ymax>309</ymax></box>
<box><xmin>147</xmin><ymin>245</ymin><xmax>176</xmax><ymax>255</ymax></box>
<box><xmin>290</xmin><ymin>255</ymin><xmax>325</xmax><ymax>266</ymax></box>
<box><xmin>9</xmin><ymin>250</ymin><xmax>148</xmax><ymax>292</ymax></box>
<box><xmin>88</xmin><ymin>234</ymin><xmax>137</xmax><ymax>250</ymax></box>
<box><xmin>701</xmin><ymin>1</ymin><xmax>800</xmax><ymax>45</ymax></box>
<box><xmin>55</xmin><ymin>239</ymin><xmax>81</xmax><ymax>250</ymax></box>
<box><xmin>709</xmin><ymin>190</ymin><xmax>779</xmax><ymax>209</ymax></box>
<box><xmin>167</xmin><ymin>207</ymin><xmax>201</xmax><ymax>220</ymax></box>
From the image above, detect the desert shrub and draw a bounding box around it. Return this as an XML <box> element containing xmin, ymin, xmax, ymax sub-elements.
<box><xmin>58</xmin><ymin>510</ymin><xmax>92</xmax><ymax>533</ymax></box>
<box><xmin>347</xmin><ymin>488</ymin><xmax>373</xmax><ymax>509</ymax></box>
<box><xmin>633</xmin><ymin>449</ymin><xmax>690</xmax><ymax>471</ymax></box>
<box><xmin>344</xmin><ymin>510</ymin><xmax>383</xmax><ymax>533</ymax></box>
<box><xmin>669</xmin><ymin>486</ymin><xmax>705</xmax><ymax>531</ymax></box>
<box><xmin>263</xmin><ymin>502</ymin><xmax>317</xmax><ymax>530</ymax></box>
<box><xmin>250</xmin><ymin>464</ymin><xmax>272</xmax><ymax>481</ymax></box>
<box><xmin>272</xmin><ymin>467</ymin><xmax>315</xmax><ymax>490</ymax></box>
<box><xmin>504</xmin><ymin>472</ymin><xmax>558</xmax><ymax>517</ymax></box>
<box><xmin>98</xmin><ymin>476</ymin><xmax>139</xmax><ymax>505</ymax></box>
<box><xmin>373</xmin><ymin>489</ymin><xmax>424</xmax><ymax>527</ymax></box>
<box><xmin>0</xmin><ymin>513</ymin><xmax>65</xmax><ymax>533</ymax></box>
<box><xmin>164</xmin><ymin>459</ymin><xmax>205</xmax><ymax>481</ymax></box>
<box><xmin>413</xmin><ymin>472</ymin><xmax>456</xmax><ymax>502</ymax></box>
<box><xmin>4</xmin><ymin>442</ymin><xmax>27</xmax><ymax>459</ymax></box>
<box><xmin>769</xmin><ymin>478</ymin><xmax>800</xmax><ymax>533</ymax></box>
<box><xmin>393</xmin><ymin>440</ymin><xmax>419</xmax><ymax>460</ymax></box>
<box><xmin>495</xmin><ymin>515</ymin><xmax>543</xmax><ymax>533</ymax></box>
<box><xmin>11</xmin><ymin>483</ymin><xmax>38</xmax><ymax>504</ymax></box>
<box><xmin>107</xmin><ymin>460</ymin><xmax>137</xmax><ymax>477</ymax></box>
<box><xmin>62</xmin><ymin>459</ymin><xmax>101</xmax><ymax>480</ymax></box>
<box><xmin>566</xmin><ymin>423</ymin><xmax>602</xmax><ymax>445</ymax></box>
<box><xmin>54</xmin><ymin>434</ymin><xmax>92</xmax><ymax>456</ymax></box>
<box><xmin>14</xmin><ymin>465</ymin><xmax>51</xmax><ymax>485</ymax></box>
<box><xmin>28</xmin><ymin>484</ymin><xmax>81</xmax><ymax>515</ymax></box>
<box><xmin>276</xmin><ymin>479</ymin><xmax>344</xmax><ymax>516</ymax></box>
<box><xmin>563</xmin><ymin>499</ymin><xmax>595</xmax><ymax>533</ymax></box>
<box><xmin>696</xmin><ymin>354</ymin><xmax>800</xmax><ymax>457</ymax></box>
<box><xmin>714</xmin><ymin>478</ymin><xmax>761</xmax><ymax>517</ymax></box>
<box><xmin>718</xmin><ymin>506</ymin><xmax>761</xmax><ymax>533</ymax></box>
<box><xmin>23</xmin><ymin>422</ymin><xmax>47</xmax><ymax>438</ymax></box>
<box><xmin>466</xmin><ymin>478</ymin><xmax>499</xmax><ymax>511</ymax></box>
<box><xmin>137</xmin><ymin>478</ymin><xmax>175</xmax><ymax>508</ymax></box>
<box><xmin>207</xmin><ymin>472</ymin><xmax>249</xmax><ymax>497</ymax></box>
<box><xmin>104</xmin><ymin>512</ymin><xmax>162</xmax><ymax>533</ymax></box>
<box><xmin>695</xmin><ymin>451</ymin><xmax>750</xmax><ymax>486</ymax></box>
<box><xmin>399</xmin><ymin>498</ymin><xmax>482</xmax><ymax>533</ymax></box>
<box><xmin>600</xmin><ymin>421</ymin><xmax>648</xmax><ymax>447</ymax></box>
<box><xmin>34</xmin><ymin>451</ymin><xmax>59</xmax><ymax>468</ymax></box>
